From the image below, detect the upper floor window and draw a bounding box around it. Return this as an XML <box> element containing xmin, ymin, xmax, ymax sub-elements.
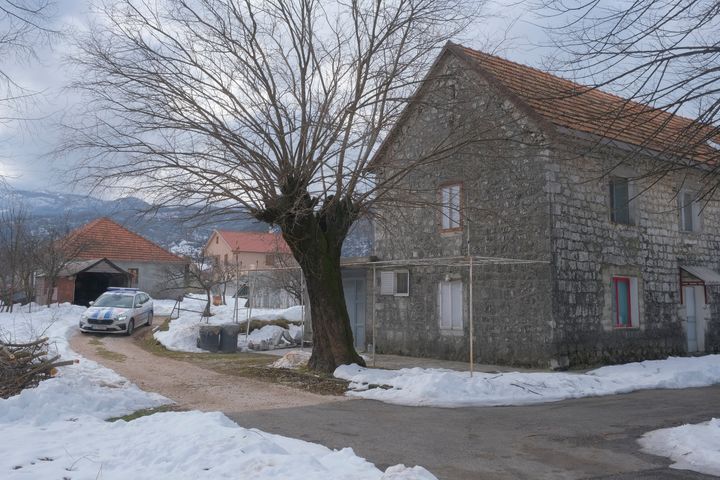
<box><xmin>440</xmin><ymin>183</ymin><xmax>462</xmax><ymax>231</ymax></box>
<box><xmin>610</xmin><ymin>177</ymin><xmax>634</xmax><ymax>225</ymax></box>
<box><xmin>679</xmin><ymin>190</ymin><xmax>701</xmax><ymax>233</ymax></box>
<box><xmin>265</xmin><ymin>254</ymin><xmax>276</xmax><ymax>267</ymax></box>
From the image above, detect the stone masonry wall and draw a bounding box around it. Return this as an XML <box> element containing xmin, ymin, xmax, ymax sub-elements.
<box><xmin>546</xmin><ymin>137</ymin><xmax>720</xmax><ymax>367</ymax></box>
<box><xmin>373</xmin><ymin>52</ymin><xmax>556</xmax><ymax>366</ymax></box>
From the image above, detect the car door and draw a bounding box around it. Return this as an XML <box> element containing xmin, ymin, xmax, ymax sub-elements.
<box><xmin>144</xmin><ymin>294</ymin><xmax>153</xmax><ymax>321</ymax></box>
<box><xmin>141</xmin><ymin>293</ymin><xmax>151</xmax><ymax>323</ymax></box>
<box><xmin>132</xmin><ymin>294</ymin><xmax>143</xmax><ymax>323</ymax></box>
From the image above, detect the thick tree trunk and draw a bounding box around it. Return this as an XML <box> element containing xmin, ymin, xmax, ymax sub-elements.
<box><xmin>277</xmin><ymin>198</ymin><xmax>366</xmax><ymax>374</ymax></box>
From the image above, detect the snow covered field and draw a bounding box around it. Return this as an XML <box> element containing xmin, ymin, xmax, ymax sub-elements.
<box><xmin>154</xmin><ymin>295</ymin><xmax>304</xmax><ymax>352</ymax></box>
<box><xmin>334</xmin><ymin>355</ymin><xmax>720</xmax><ymax>407</ymax></box>
<box><xmin>640</xmin><ymin>419</ymin><xmax>720</xmax><ymax>477</ymax></box>
<box><xmin>0</xmin><ymin>305</ymin><xmax>435</xmax><ymax>479</ymax></box>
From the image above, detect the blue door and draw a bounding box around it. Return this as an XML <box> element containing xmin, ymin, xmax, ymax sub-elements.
<box><xmin>343</xmin><ymin>277</ymin><xmax>366</xmax><ymax>350</ymax></box>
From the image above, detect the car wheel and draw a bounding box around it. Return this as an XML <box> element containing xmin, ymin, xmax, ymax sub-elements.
<box><xmin>147</xmin><ymin>311</ymin><xmax>153</xmax><ymax>327</ymax></box>
<box><xmin>126</xmin><ymin>319</ymin><xmax>135</xmax><ymax>336</ymax></box>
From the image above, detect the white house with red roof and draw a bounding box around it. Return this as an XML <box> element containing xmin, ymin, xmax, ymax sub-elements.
<box><xmin>203</xmin><ymin>230</ymin><xmax>293</xmax><ymax>269</ymax></box>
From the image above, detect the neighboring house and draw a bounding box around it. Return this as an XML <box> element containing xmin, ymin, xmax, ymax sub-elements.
<box><xmin>203</xmin><ymin>230</ymin><xmax>297</xmax><ymax>308</ymax></box>
<box><xmin>204</xmin><ymin>230</ymin><xmax>292</xmax><ymax>270</ymax></box>
<box><xmin>369</xmin><ymin>43</ymin><xmax>720</xmax><ymax>368</ymax></box>
<box><xmin>36</xmin><ymin>217</ymin><xmax>187</xmax><ymax>305</ymax></box>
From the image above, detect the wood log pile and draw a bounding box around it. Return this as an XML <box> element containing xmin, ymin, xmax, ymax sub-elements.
<box><xmin>0</xmin><ymin>337</ymin><xmax>76</xmax><ymax>399</ymax></box>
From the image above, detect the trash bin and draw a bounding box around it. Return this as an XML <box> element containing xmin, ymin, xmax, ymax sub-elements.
<box><xmin>197</xmin><ymin>325</ymin><xmax>222</xmax><ymax>352</ymax></box>
<box><xmin>219</xmin><ymin>324</ymin><xmax>241</xmax><ymax>353</ymax></box>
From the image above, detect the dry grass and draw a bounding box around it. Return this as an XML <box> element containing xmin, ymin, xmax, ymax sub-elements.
<box><xmin>107</xmin><ymin>404</ymin><xmax>183</xmax><ymax>422</ymax></box>
<box><xmin>137</xmin><ymin>318</ymin><xmax>347</xmax><ymax>396</ymax></box>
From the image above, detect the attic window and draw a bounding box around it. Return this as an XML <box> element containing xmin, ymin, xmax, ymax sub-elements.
<box><xmin>216</xmin><ymin>236</ymin><xmax>219</xmax><ymax>244</ymax></box>
<box><xmin>440</xmin><ymin>183</ymin><xmax>462</xmax><ymax>231</ymax></box>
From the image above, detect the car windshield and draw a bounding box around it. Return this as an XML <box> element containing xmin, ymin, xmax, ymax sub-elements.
<box><xmin>93</xmin><ymin>293</ymin><xmax>134</xmax><ymax>308</ymax></box>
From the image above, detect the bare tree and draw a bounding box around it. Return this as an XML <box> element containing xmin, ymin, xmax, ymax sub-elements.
<box><xmin>34</xmin><ymin>220</ymin><xmax>92</xmax><ymax>305</ymax></box>
<box><xmin>536</xmin><ymin>0</ymin><xmax>719</xmax><ymax>194</ymax></box>
<box><xmin>0</xmin><ymin>0</ymin><xmax>56</xmax><ymax>127</ymax></box>
<box><xmin>166</xmin><ymin>252</ymin><xmax>230</xmax><ymax>318</ymax></box>
<box><xmin>67</xmin><ymin>0</ymin><xmax>483</xmax><ymax>372</ymax></box>
<box><xmin>0</xmin><ymin>203</ymin><xmax>33</xmax><ymax>311</ymax></box>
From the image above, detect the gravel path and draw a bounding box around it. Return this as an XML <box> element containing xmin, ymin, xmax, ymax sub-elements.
<box><xmin>69</xmin><ymin>326</ymin><xmax>345</xmax><ymax>413</ymax></box>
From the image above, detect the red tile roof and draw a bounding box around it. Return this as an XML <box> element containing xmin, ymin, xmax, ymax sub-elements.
<box><xmin>215</xmin><ymin>230</ymin><xmax>290</xmax><ymax>254</ymax></box>
<box><xmin>452</xmin><ymin>45</ymin><xmax>718</xmax><ymax>163</ymax></box>
<box><xmin>66</xmin><ymin>217</ymin><xmax>185</xmax><ymax>263</ymax></box>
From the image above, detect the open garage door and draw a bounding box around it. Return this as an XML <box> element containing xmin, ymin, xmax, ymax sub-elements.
<box><xmin>57</xmin><ymin>259</ymin><xmax>131</xmax><ymax>306</ymax></box>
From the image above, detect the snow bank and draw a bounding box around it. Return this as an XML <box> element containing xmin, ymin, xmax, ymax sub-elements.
<box><xmin>153</xmin><ymin>298</ymin><xmax>304</xmax><ymax>352</ymax></box>
<box><xmin>0</xmin><ymin>304</ymin><xmax>168</xmax><ymax>424</ymax></box>
<box><xmin>334</xmin><ymin>355</ymin><xmax>720</xmax><ymax>407</ymax></box>
<box><xmin>640</xmin><ymin>418</ymin><xmax>720</xmax><ymax>477</ymax></box>
<box><xmin>0</xmin><ymin>305</ymin><xmax>436</xmax><ymax>480</ymax></box>
<box><xmin>1</xmin><ymin>410</ymin><xmax>435</xmax><ymax>479</ymax></box>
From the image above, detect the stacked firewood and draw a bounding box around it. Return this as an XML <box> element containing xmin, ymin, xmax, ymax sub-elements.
<box><xmin>0</xmin><ymin>337</ymin><xmax>76</xmax><ymax>399</ymax></box>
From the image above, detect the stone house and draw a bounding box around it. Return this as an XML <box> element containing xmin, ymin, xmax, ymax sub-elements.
<box><xmin>370</xmin><ymin>43</ymin><xmax>720</xmax><ymax>368</ymax></box>
<box><xmin>36</xmin><ymin>217</ymin><xmax>187</xmax><ymax>305</ymax></box>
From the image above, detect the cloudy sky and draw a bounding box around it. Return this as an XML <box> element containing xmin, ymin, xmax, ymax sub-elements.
<box><xmin>0</xmin><ymin>0</ymin><xmax>549</xmax><ymax>194</ymax></box>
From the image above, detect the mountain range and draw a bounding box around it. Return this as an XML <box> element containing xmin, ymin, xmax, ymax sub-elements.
<box><xmin>0</xmin><ymin>189</ymin><xmax>373</xmax><ymax>257</ymax></box>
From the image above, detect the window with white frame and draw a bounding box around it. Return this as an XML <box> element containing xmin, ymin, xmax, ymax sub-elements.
<box><xmin>440</xmin><ymin>183</ymin><xmax>462</xmax><ymax>231</ymax></box>
<box><xmin>438</xmin><ymin>280</ymin><xmax>463</xmax><ymax>330</ymax></box>
<box><xmin>380</xmin><ymin>270</ymin><xmax>410</xmax><ymax>296</ymax></box>
<box><xmin>679</xmin><ymin>190</ymin><xmax>701</xmax><ymax>232</ymax></box>
<box><xmin>611</xmin><ymin>276</ymin><xmax>639</xmax><ymax>328</ymax></box>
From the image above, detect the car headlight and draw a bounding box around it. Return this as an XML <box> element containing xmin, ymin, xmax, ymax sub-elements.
<box><xmin>117</xmin><ymin>314</ymin><xmax>127</xmax><ymax>322</ymax></box>
<box><xmin>80</xmin><ymin>314</ymin><xmax>88</xmax><ymax>321</ymax></box>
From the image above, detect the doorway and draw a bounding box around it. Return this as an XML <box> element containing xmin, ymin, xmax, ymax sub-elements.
<box><xmin>683</xmin><ymin>285</ymin><xmax>706</xmax><ymax>353</ymax></box>
<box><xmin>343</xmin><ymin>276</ymin><xmax>366</xmax><ymax>351</ymax></box>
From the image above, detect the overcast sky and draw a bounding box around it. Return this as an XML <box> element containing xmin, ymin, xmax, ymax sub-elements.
<box><xmin>0</xmin><ymin>0</ymin><xmax>550</xmax><ymax>194</ymax></box>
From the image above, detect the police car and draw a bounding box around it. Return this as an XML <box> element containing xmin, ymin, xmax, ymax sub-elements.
<box><xmin>79</xmin><ymin>288</ymin><xmax>154</xmax><ymax>335</ymax></box>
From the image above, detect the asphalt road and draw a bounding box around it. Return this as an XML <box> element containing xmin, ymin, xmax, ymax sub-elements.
<box><xmin>228</xmin><ymin>385</ymin><xmax>720</xmax><ymax>480</ymax></box>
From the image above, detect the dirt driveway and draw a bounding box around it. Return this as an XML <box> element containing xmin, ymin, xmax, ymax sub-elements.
<box><xmin>69</xmin><ymin>323</ymin><xmax>344</xmax><ymax>413</ymax></box>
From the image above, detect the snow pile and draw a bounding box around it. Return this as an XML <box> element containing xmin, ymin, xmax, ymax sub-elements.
<box><xmin>639</xmin><ymin>418</ymin><xmax>720</xmax><ymax>477</ymax></box>
<box><xmin>272</xmin><ymin>351</ymin><xmax>312</xmax><ymax>369</ymax></box>
<box><xmin>246</xmin><ymin>324</ymin><xmax>286</xmax><ymax>350</ymax></box>
<box><xmin>334</xmin><ymin>355</ymin><xmax>720</xmax><ymax>407</ymax></box>
<box><xmin>0</xmin><ymin>305</ymin><xmax>437</xmax><ymax>479</ymax></box>
<box><xmin>1</xmin><ymin>410</ymin><xmax>436</xmax><ymax>479</ymax></box>
<box><xmin>0</xmin><ymin>304</ymin><xmax>168</xmax><ymax>423</ymax></box>
<box><xmin>153</xmin><ymin>298</ymin><xmax>304</xmax><ymax>352</ymax></box>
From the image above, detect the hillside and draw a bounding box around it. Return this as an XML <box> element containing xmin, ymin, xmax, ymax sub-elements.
<box><xmin>0</xmin><ymin>189</ymin><xmax>373</xmax><ymax>256</ymax></box>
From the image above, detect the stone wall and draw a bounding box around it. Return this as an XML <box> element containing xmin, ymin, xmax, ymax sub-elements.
<box><xmin>112</xmin><ymin>260</ymin><xmax>185</xmax><ymax>300</ymax></box>
<box><xmin>546</xmin><ymin>137</ymin><xmax>720</xmax><ymax>366</ymax></box>
<box><xmin>372</xmin><ymin>51</ymin><xmax>556</xmax><ymax>366</ymax></box>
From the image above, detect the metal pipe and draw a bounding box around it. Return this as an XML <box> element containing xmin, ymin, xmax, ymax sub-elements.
<box><xmin>372</xmin><ymin>265</ymin><xmax>377</xmax><ymax>368</ymax></box>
